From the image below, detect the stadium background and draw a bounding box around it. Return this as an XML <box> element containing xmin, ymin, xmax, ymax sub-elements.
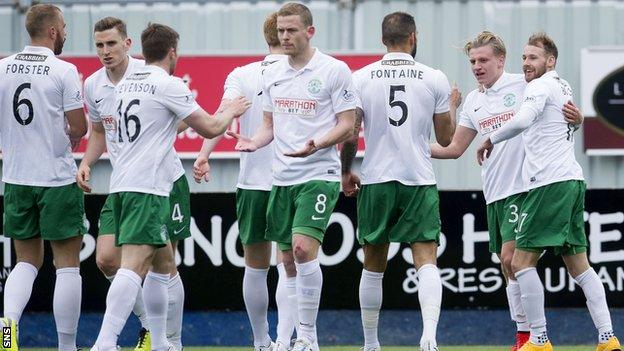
<box><xmin>0</xmin><ymin>0</ymin><xmax>623</xmax><ymax>347</ymax></box>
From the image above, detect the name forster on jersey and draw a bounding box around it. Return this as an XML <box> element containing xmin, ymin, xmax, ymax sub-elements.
<box><xmin>478</xmin><ymin>110</ymin><xmax>515</xmax><ymax>135</ymax></box>
<box><xmin>5</xmin><ymin>63</ymin><xmax>50</xmax><ymax>76</ymax></box>
<box><xmin>274</xmin><ymin>97</ymin><xmax>317</xmax><ymax>117</ymax></box>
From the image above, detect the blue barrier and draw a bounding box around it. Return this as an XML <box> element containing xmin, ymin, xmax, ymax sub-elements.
<box><xmin>15</xmin><ymin>309</ymin><xmax>623</xmax><ymax>347</ymax></box>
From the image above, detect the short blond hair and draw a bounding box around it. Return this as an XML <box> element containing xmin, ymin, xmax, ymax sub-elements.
<box><xmin>25</xmin><ymin>4</ymin><xmax>62</xmax><ymax>39</ymax></box>
<box><xmin>277</xmin><ymin>2</ymin><xmax>313</xmax><ymax>27</ymax></box>
<box><xmin>527</xmin><ymin>32</ymin><xmax>558</xmax><ymax>59</ymax></box>
<box><xmin>263</xmin><ymin>12</ymin><xmax>279</xmax><ymax>47</ymax></box>
<box><xmin>464</xmin><ymin>30</ymin><xmax>506</xmax><ymax>57</ymax></box>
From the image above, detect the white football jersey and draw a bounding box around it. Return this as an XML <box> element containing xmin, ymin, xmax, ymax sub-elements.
<box><xmin>84</xmin><ymin>56</ymin><xmax>144</xmax><ymax>166</ymax></box>
<box><xmin>262</xmin><ymin>49</ymin><xmax>357</xmax><ymax>186</ymax></box>
<box><xmin>223</xmin><ymin>54</ymin><xmax>286</xmax><ymax>191</ymax></box>
<box><xmin>84</xmin><ymin>57</ymin><xmax>185</xmax><ymax>184</ymax></box>
<box><xmin>111</xmin><ymin>65</ymin><xmax>199</xmax><ymax>196</ymax></box>
<box><xmin>0</xmin><ymin>46</ymin><xmax>83</xmax><ymax>186</ymax></box>
<box><xmin>459</xmin><ymin>72</ymin><xmax>526</xmax><ymax>204</ymax></box>
<box><xmin>353</xmin><ymin>52</ymin><xmax>450</xmax><ymax>186</ymax></box>
<box><xmin>514</xmin><ymin>70</ymin><xmax>584</xmax><ymax>189</ymax></box>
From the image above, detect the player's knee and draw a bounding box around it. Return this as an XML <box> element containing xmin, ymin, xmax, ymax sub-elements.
<box><xmin>96</xmin><ymin>252</ymin><xmax>120</xmax><ymax>277</ymax></box>
<box><xmin>292</xmin><ymin>243</ymin><xmax>312</xmax><ymax>262</ymax></box>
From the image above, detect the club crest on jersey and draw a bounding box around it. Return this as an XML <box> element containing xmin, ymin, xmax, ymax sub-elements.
<box><xmin>503</xmin><ymin>93</ymin><xmax>515</xmax><ymax>107</ymax></box>
<box><xmin>307</xmin><ymin>79</ymin><xmax>323</xmax><ymax>94</ymax></box>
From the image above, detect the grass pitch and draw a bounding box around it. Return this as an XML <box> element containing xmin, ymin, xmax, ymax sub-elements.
<box><xmin>22</xmin><ymin>346</ymin><xmax>595</xmax><ymax>351</ymax></box>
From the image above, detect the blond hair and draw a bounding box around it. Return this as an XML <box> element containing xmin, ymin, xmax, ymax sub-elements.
<box><xmin>464</xmin><ymin>30</ymin><xmax>506</xmax><ymax>57</ymax></box>
<box><xmin>25</xmin><ymin>4</ymin><xmax>62</xmax><ymax>39</ymax></box>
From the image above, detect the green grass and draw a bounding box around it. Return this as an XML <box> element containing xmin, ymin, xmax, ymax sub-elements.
<box><xmin>20</xmin><ymin>346</ymin><xmax>596</xmax><ymax>351</ymax></box>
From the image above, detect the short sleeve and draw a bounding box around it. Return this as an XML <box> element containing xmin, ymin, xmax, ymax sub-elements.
<box><xmin>262</xmin><ymin>70</ymin><xmax>273</xmax><ymax>113</ymax></box>
<box><xmin>351</xmin><ymin>69</ymin><xmax>364</xmax><ymax>110</ymax></box>
<box><xmin>458</xmin><ymin>109</ymin><xmax>476</xmax><ymax>130</ymax></box>
<box><xmin>520</xmin><ymin>80</ymin><xmax>549</xmax><ymax>119</ymax></box>
<box><xmin>329</xmin><ymin>61</ymin><xmax>357</xmax><ymax>113</ymax></box>
<box><xmin>162</xmin><ymin>78</ymin><xmax>200</xmax><ymax>120</ymax></box>
<box><xmin>62</xmin><ymin>65</ymin><xmax>84</xmax><ymax>112</ymax></box>
<box><xmin>434</xmin><ymin>70</ymin><xmax>451</xmax><ymax>114</ymax></box>
<box><xmin>222</xmin><ymin>67</ymin><xmax>244</xmax><ymax>100</ymax></box>
<box><xmin>83</xmin><ymin>80</ymin><xmax>100</xmax><ymax>122</ymax></box>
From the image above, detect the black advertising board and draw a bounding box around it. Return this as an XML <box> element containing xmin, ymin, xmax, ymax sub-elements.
<box><xmin>0</xmin><ymin>190</ymin><xmax>623</xmax><ymax>311</ymax></box>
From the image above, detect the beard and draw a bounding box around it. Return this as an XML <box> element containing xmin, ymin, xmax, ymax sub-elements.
<box><xmin>410</xmin><ymin>42</ymin><xmax>417</xmax><ymax>58</ymax></box>
<box><xmin>53</xmin><ymin>34</ymin><xmax>64</xmax><ymax>55</ymax></box>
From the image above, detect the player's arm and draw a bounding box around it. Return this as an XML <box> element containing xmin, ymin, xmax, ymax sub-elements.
<box><xmin>430</xmin><ymin>126</ymin><xmax>477</xmax><ymax>159</ymax></box>
<box><xmin>285</xmin><ymin>108</ymin><xmax>355</xmax><ymax>158</ymax></box>
<box><xmin>193</xmin><ymin>130</ymin><xmax>223</xmax><ymax>183</ymax></box>
<box><xmin>431</xmin><ymin>71</ymin><xmax>455</xmax><ymax>147</ymax></box>
<box><xmin>177</xmin><ymin>120</ymin><xmax>189</xmax><ymax>134</ymax></box>
<box><xmin>77</xmin><ymin>121</ymin><xmax>105</xmax><ymax>193</ymax></box>
<box><xmin>341</xmin><ymin>107</ymin><xmax>362</xmax><ymax>197</ymax></box>
<box><xmin>433</xmin><ymin>111</ymin><xmax>455</xmax><ymax>147</ymax></box>
<box><xmin>227</xmin><ymin>111</ymin><xmax>274</xmax><ymax>152</ymax></box>
<box><xmin>183</xmin><ymin>96</ymin><xmax>250</xmax><ymax>139</ymax></box>
<box><xmin>66</xmin><ymin>108</ymin><xmax>88</xmax><ymax>143</ymax></box>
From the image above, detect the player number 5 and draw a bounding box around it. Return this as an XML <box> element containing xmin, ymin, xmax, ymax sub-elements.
<box><xmin>388</xmin><ymin>85</ymin><xmax>408</xmax><ymax>127</ymax></box>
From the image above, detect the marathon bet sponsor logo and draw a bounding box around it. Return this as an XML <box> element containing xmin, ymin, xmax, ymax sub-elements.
<box><xmin>593</xmin><ymin>65</ymin><xmax>624</xmax><ymax>134</ymax></box>
<box><xmin>274</xmin><ymin>98</ymin><xmax>317</xmax><ymax>118</ymax></box>
<box><xmin>503</xmin><ymin>93</ymin><xmax>515</xmax><ymax>107</ymax></box>
<box><xmin>307</xmin><ymin>78</ymin><xmax>323</xmax><ymax>94</ymax></box>
<box><xmin>477</xmin><ymin>110</ymin><xmax>515</xmax><ymax>134</ymax></box>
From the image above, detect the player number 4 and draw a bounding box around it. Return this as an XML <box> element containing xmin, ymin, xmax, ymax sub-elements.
<box><xmin>171</xmin><ymin>203</ymin><xmax>184</xmax><ymax>223</ymax></box>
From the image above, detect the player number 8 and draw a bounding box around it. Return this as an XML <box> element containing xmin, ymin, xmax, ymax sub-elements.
<box><xmin>315</xmin><ymin>194</ymin><xmax>327</xmax><ymax>213</ymax></box>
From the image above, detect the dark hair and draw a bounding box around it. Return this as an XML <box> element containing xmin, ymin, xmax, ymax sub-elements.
<box><xmin>382</xmin><ymin>12</ymin><xmax>416</xmax><ymax>47</ymax></box>
<box><xmin>141</xmin><ymin>23</ymin><xmax>179</xmax><ymax>63</ymax></box>
<box><xmin>94</xmin><ymin>17</ymin><xmax>127</xmax><ymax>38</ymax></box>
<box><xmin>25</xmin><ymin>4</ymin><xmax>61</xmax><ymax>39</ymax></box>
<box><xmin>277</xmin><ymin>2</ymin><xmax>313</xmax><ymax>27</ymax></box>
<box><xmin>527</xmin><ymin>32</ymin><xmax>558</xmax><ymax>59</ymax></box>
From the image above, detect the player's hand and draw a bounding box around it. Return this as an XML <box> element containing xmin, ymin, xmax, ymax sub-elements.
<box><xmin>227</xmin><ymin>131</ymin><xmax>258</xmax><ymax>152</ymax></box>
<box><xmin>193</xmin><ymin>156</ymin><xmax>211</xmax><ymax>183</ymax></box>
<box><xmin>76</xmin><ymin>164</ymin><xmax>92</xmax><ymax>193</ymax></box>
<box><xmin>224</xmin><ymin>96</ymin><xmax>252</xmax><ymax>117</ymax></box>
<box><xmin>70</xmin><ymin>136</ymin><xmax>82</xmax><ymax>151</ymax></box>
<box><xmin>476</xmin><ymin>138</ymin><xmax>494</xmax><ymax>166</ymax></box>
<box><xmin>563</xmin><ymin>100</ymin><xmax>583</xmax><ymax>125</ymax></box>
<box><xmin>342</xmin><ymin>172</ymin><xmax>361</xmax><ymax>197</ymax></box>
<box><xmin>450</xmin><ymin>83</ymin><xmax>462</xmax><ymax>109</ymax></box>
<box><xmin>284</xmin><ymin>139</ymin><xmax>318</xmax><ymax>158</ymax></box>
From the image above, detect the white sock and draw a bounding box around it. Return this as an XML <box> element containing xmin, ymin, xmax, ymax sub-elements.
<box><xmin>417</xmin><ymin>264</ymin><xmax>441</xmax><ymax>347</ymax></box>
<box><xmin>143</xmin><ymin>271</ymin><xmax>170</xmax><ymax>351</ymax></box>
<box><xmin>275</xmin><ymin>264</ymin><xmax>296</xmax><ymax>345</ymax></box>
<box><xmin>516</xmin><ymin>267</ymin><xmax>548</xmax><ymax>345</ymax></box>
<box><xmin>243</xmin><ymin>266</ymin><xmax>271</xmax><ymax>348</ymax></box>
<box><xmin>54</xmin><ymin>267</ymin><xmax>81</xmax><ymax>351</ymax></box>
<box><xmin>359</xmin><ymin>269</ymin><xmax>383</xmax><ymax>349</ymax></box>
<box><xmin>3</xmin><ymin>262</ymin><xmax>38</xmax><ymax>324</ymax></box>
<box><xmin>574</xmin><ymin>268</ymin><xmax>614</xmax><ymax>342</ymax></box>
<box><xmin>507</xmin><ymin>279</ymin><xmax>530</xmax><ymax>332</ymax></box>
<box><xmin>295</xmin><ymin>259</ymin><xmax>322</xmax><ymax>342</ymax></box>
<box><xmin>95</xmin><ymin>268</ymin><xmax>142</xmax><ymax>350</ymax></box>
<box><xmin>107</xmin><ymin>273</ymin><xmax>149</xmax><ymax>330</ymax></box>
<box><xmin>167</xmin><ymin>273</ymin><xmax>185</xmax><ymax>350</ymax></box>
